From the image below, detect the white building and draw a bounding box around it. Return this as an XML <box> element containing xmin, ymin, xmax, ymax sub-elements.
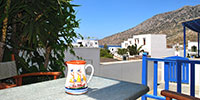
<box><xmin>188</xmin><ymin>40</ymin><xmax>198</xmax><ymax>56</ymax></box>
<box><xmin>108</xmin><ymin>46</ymin><xmax>121</xmax><ymax>54</ymax></box>
<box><xmin>172</xmin><ymin>41</ymin><xmax>199</xmax><ymax>57</ymax></box>
<box><xmin>121</xmin><ymin>34</ymin><xmax>174</xmax><ymax>57</ymax></box>
<box><xmin>173</xmin><ymin>43</ymin><xmax>184</xmax><ymax>56</ymax></box>
<box><xmin>73</xmin><ymin>39</ymin><xmax>99</xmax><ymax>48</ymax></box>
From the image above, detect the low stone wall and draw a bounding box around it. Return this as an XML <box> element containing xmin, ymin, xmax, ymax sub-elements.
<box><xmin>98</xmin><ymin>60</ymin><xmax>154</xmax><ymax>89</ymax></box>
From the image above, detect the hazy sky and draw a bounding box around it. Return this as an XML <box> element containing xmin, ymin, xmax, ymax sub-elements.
<box><xmin>72</xmin><ymin>0</ymin><xmax>199</xmax><ymax>40</ymax></box>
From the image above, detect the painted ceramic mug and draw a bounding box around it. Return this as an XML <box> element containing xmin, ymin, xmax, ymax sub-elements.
<box><xmin>64</xmin><ymin>60</ymin><xmax>94</xmax><ymax>94</ymax></box>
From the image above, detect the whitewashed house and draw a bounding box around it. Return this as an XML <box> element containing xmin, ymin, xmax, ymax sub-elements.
<box><xmin>188</xmin><ymin>40</ymin><xmax>198</xmax><ymax>57</ymax></box>
<box><xmin>121</xmin><ymin>34</ymin><xmax>174</xmax><ymax>57</ymax></box>
<box><xmin>73</xmin><ymin>39</ymin><xmax>99</xmax><ymax>48</ymax></box>
<box><xmin>108</xmin><ymin>46</ymin><xmax>121</xmax><ymax>54</ymax></box>
<box><xmin>172</xmin><ymin>41</ymin><xmax>199</xmax><ymax>57</ymax></box>
<box><xmin>173</xmin><ymin>43</ymin><xmax>184</xmax><ymax>56</ymax></box>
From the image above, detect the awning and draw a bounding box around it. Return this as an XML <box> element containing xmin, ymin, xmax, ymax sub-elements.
<box><xmin>182</xmin><ymin>17</ymin><xmax>200</xmax><ymax>57</ymax></box>
<box><xmin>182</xmin><ymin>18</ymin><xmax>200</xmax><ymax>33</ymax></box>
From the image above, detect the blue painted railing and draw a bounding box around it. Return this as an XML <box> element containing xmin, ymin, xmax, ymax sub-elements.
<box><xmin>165</xmin><ymin>56</ymin><xmax>189</xmax><ymax>84</ymax></box>
<box><xmin>141</xmin><ymin>53</ymin><xmax>200</xmax><ymax>100</ymax></box>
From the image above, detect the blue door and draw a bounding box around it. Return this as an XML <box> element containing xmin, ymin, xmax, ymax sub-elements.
<box><xmin>165</xmin><ymin>56</ymin><xmax>189</xmax><ymax>84</ymax></box>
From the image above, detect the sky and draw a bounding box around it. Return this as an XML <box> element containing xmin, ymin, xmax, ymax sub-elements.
<box><xmin>72</xmin><ymin>0</ymin><xmax>200</xmax><ymax>40</ymax></box>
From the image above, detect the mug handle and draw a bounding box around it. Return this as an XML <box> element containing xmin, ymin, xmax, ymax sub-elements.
<box><xmin>85</xmin><ymin>64</ymin><xmax>94</xmax><ymax>84</ymax></box>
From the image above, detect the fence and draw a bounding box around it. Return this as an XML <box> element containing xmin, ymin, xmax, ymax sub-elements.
<box><xmin>141</xmin><ymin>53</ymin><xmax>200</xmax><ymax>100</ymax></box>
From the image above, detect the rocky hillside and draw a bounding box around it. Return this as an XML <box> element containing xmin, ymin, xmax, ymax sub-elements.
<box><xmin>99</xmin><ymin>5</ymin><xmax>200</xmax><ymax>46</ymax></box>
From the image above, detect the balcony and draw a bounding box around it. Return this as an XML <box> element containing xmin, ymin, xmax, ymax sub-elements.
<box><xmin>141</xmin><ymin>53</ymin><xmax>200</xmax><ymax>100</ymax></box>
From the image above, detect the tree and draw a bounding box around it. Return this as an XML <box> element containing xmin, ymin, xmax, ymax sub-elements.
<box><xmin>100</xmin><ymin>48</ymin><xmax>113</xmax><ymax>58</ymax></box>
<box><xmin>0</xmin><ymin>0</ymin><xmax>11</xmax><ymax>61</ymax></box>
<box><xmin>103</xmin><ymin>44</ymin><xmax>108</xmax><ymax>50</ymax></box>
<box><xmin>127</xmin><ymin>44</ymin><xmax>144</xmax><ymax>55</ymax></box>
<box><xmin>100</xmin><ymin>44</ymin><xmax>113</xmax><ymax>58</ymax></box>
<box><xmin>0</xmin><ymin>0</ymin><xmax>80</xmax><ymax>74</ymax></box>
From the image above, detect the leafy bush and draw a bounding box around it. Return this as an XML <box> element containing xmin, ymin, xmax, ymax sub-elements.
<box><xmin>127</xmin><ymin>44</ymin><xmax>144</xmax><ymax>55</ymax></box>
<box><xmin>0</xmin><ymin>0</ymin><xmax>80</xmax><ymax>75</ymax></box>
<box><xmin>100</xmin><ymin>48</ymin><xmax>113</xmax><ymax>58</ymax></box>
<box><xmin>117</xmin><ymin>48</ymin><xmax>128</xmax><ymax>55</ymax></box>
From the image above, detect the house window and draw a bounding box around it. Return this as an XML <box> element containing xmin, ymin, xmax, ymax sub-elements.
<box><xmin>191</xmin><ymin>46</ymin><xmax>197</xmax><ymax>52</ymax></box>
<box><xmin>143</xmin><ymin>38</ymin><xmax>146</xmax><ymax>45</ymax></box>
<box><xmin>125</xmin><ymin>43</ymin><xmax>128</xmax><ymax>48</ymax></box>
<box><xmin>135</xmin><ymin>38</ymin><xmax>139</xmax><ymax>44</ymax></box>
<box><xmin>90</xmin><ymin>42</ymin><xmax>93</xmax><ymax>46</ymax></box>
<box><xmin>129</xmin><ymin>41</ymin><xmax>132</xmax><ymax>44</ymax></box>
<box><xmin>95</xmin><ymin>42</ymin><xmax>98</xmax><ymax>45</ymax></box>
<box><xmin>78</xmin><ymin>42</ymin><xmax>82</xmax><ymax>44</ymax></box>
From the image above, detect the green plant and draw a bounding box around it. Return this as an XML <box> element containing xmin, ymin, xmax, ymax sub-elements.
<box><xmin>117</xmin><ymin>48</ymin><xmax>128</xmax><ymax>55</ymax></box>
<box><xmin>0</xmin><ymin>0</ymin><xmax>11</xmax><ymax>61</ymax></box>
<box><xmin>103</xmin><ymin>44</ymin><xmax>108</xmax><ymax>50</ymax></box>
<box><xmin>100</xmin><ymin>48</ymin><xmax>113</xmax><ymax>58</ymax></box>
<box><xmin>127</xmin><ymin>44</ymin><xmax>144</xmax><ymax>55</ymax></box>
<box><xmin>80</xmin><ymin>44</ymin><xmax>83</xmax><ymax>47</ymax></box>
<box><xmin>0</xmin><ymin>0</ymin><xmax>80</xmax><ymax>74</ymax></box>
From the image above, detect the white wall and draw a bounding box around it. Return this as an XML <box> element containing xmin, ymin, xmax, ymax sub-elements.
<box><xmin>121</xmin><ymin>41</ymin><xmax>129</xmax><ymax>48</ymax></box>
<box><xmin>108</xmin><ymin>47</ymin><xmax>120</xmax><ymax>54</ymax></box>
<box><xmin>76</xmin><ymin>40</ymin><xmax>99</xmax><ymax>48</ymax></box>
<box><xmin>64</xmin><ymin>47</ymin><xmax>100</xmax><ymax>75</ymax></box>
<box><xmin>121</xmin><ymin>34</ymin><xmax>174</xmax><ymax>57</ymax></box>
<box><xmin>188</xmin><ymin>41</ymin><xmax>198</xmax><ymax>51</ymax></box>
<box><xmin>175</xmin><ymin>50</ymin><xmax>184</xmax><ymax>57</ymax></box>
<box><xmin>98</xmin><ymin>60</ymin><xmax>154</xmax><ymax>89</ymax></box>
<box><xmin>188</xmin><ymin>41</ymin><xmax>198</xmax><ymax>56</ymax></box>
<box><xmin>133</xmin><ymin>34</ymin><xmax>152</xmax><ymax>55</ymax></box>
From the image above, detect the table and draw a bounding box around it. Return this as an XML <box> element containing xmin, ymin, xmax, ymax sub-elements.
<box><xmin>0</xmin><ymin>76</ymin><xmax>149</xmax><ymax>100</ymax></box>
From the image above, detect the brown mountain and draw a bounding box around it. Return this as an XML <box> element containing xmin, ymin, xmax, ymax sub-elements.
<box><xmin>99</xmin><ymin>5</ymin><xmax>200</xmax><ymax>46</ymax></box>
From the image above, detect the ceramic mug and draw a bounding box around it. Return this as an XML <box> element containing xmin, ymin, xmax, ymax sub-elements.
<box><xmin>64</xmin><ymin>60</ymin><xmax>94</xmax><ymax>94</ymax></box>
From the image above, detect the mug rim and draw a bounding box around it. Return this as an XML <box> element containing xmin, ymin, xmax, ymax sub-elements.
<box><xmin>65</xmin><ymin>60</ymin><xmax>86</xmax><ymax>65</ymax></box>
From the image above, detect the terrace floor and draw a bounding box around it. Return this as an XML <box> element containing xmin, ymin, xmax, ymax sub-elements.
<box><xmin>137</xmin><ymin>82</ymin><xmax>200</xmax><ymax>100</ymax></box>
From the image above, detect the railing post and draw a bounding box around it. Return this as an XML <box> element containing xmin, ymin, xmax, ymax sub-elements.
<box><xmin>153</xmin><ymin>61</ymin><xmax>158</xmax><ymax>96</ymax></box>
<box><xmin>177</xmin><ymin>60</ymin><xmax>182</xmax><ymax>93</ymax></box>
<box><xmin>186</xmin><ymin>63</ymin><xmax>189</xmax><ymax>83</ymax></box>
<box><xmin>169</xmin><ymin>62</ymin><xmax>172</xmax><ymax>82</ymax></box>
<box><xmin>142</xmin><ymin>53</ymin><xmax>148</xmax><ymax>100</ymax></box>
<box><xmin>190</xmin><ymin>63</ymin><xmax>195</xmax><ymax>96</ymax></box>
<box><xmin>198</xmin><ymin>32</ymin><xmax>200</xmax><ymax>57</ymax></box>
<box><xmin>164</xmin><ymin>62</ymin><xmax>169</xmax><ymax>90</ymax></box>
<box><xmin>183</xmin><ymin>25</ymin><xmax>186</xmax><ymax>57</ymax></box>
<box><xmin>172</xmin><ymin>62</ymin><xmax>175</xmax><ymax>82</ymax></box>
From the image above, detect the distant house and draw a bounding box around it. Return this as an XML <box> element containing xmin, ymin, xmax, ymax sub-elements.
<box><xmin>188</xmin><ymin>40</ymin><xmax>198</xmax><ymax>57</ymax></box>
<box><xmin>172</xmin><ymin>41</ymin><xmax>199</xmax><ymax>57</ymax></box>
<box><xmin>121</xmin><ymin>34</ymin><xmax>174</xmax><ymax>57</ymax></box>
<box><xmin>73</xmin><ymin>39</ymin><xmax>99</xmax><ymax>48</ymax></box>
<box><xmin>108</xmin><ymin>46</ymin><xmax>121</xmax><ymax>54</ymax></box>
<box><xmin>99</xmin><ymin>45</ymin><xmax>121</xmax><ymax>54</ymax></box>
<box><xmin>173</xmin><ymin>43</ymin><xmax>184</xmax><ymax>56</ymax></box>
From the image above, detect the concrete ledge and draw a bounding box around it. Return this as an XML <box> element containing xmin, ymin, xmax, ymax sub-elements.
<box><xmin>100</xmin><ymin>59</ymin><xmax>142</xmax><ymax>65</ymax></box>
